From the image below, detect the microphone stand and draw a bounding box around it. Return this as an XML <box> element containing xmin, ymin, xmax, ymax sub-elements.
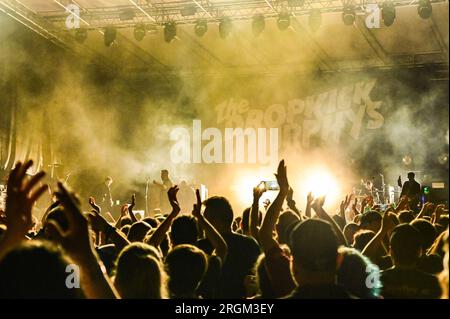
<box><xmin>379</xmin><ymin>173</ymin><xmax>386</xmax><ymax>204</ymax></box>
<box><xmin>145</xmin><ymin>178</ymin><xmax>150</xmax><ymax>217</ymax></box>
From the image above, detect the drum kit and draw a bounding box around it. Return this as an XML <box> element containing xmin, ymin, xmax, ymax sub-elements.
<box><xmin>354</xmin><ymin>173</ymin><xmax>401</xmax><ymax>204</ymax></box>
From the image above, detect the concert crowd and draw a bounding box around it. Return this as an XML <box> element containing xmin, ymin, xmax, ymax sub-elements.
<box><xmin>0</xmin><ymin>159</ymin><xmax>448</xmax><ymax>299</ymax></box>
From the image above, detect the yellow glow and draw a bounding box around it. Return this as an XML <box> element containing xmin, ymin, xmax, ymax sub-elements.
<box><xmin>302</xmin><ymin>169</ymin><xmax>340</xmax><ymax>206</ymax></box>
<box><xmin>231</xmin><ymin>174</ymin><xmax>262</xmax><ymax>206</ymax></box>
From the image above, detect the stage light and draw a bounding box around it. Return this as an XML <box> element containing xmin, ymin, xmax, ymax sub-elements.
<box><xmin>252</xmin><ymin>14</ymin><xmax>265</xmax><ymax>37</ymax></box>
<box><xmin>423</xmin><ymin>186</ymin><xmax>431</xmax><ymax>195</ymax></box>
<box><xmin>181</xmin><ymin>5</ymin><xmax>197</xmax><ymax>16</ymax></box>
<box><xmin>402</xmin><ymin>155</ymin><xmax>412</xmax><ymax>166</ymax></box>
<box><xmin>382</xmin><ymin>1</ymin><xmax>396</xmax><ymax>26</ymax></box>
<box><xmin>277</xmin><ymin>13</ymin><xmax>291</xmax><ymax>31</ymax></box>
<box><xmin>342</xmin><ymin>3</ymin><xmax>355</xmax><ymax>26</ymax></box>
<box><xmin>438</xmin><ymin>153</ymin><xmax>449</xmax><ymax>165</ymax></box>
<box><xmin>302</xmin><ymin>169</ymin><xmax>340</xmax><ymax>208</ymax></box>
<box><xmin>309</xmin><ymin>9</ymin><xmax>322</xmax><ymax>32</ymax></box>
<box><xmin>231</xmin><ymin>172</ymin><xmax>276</xmax><ymax>209</ymax></box>
<box><xmin>195</xmin><ymin>19</ymin><xmax>208</xmax><ymax>37</ymax></box>
<box><xmin>134</xmin><ymin>24</ymin><xmax>146</xmax><ymax>41</ymax></box>
<box><xmin>164</xmin><ymin>22</ymin><xmax>177</xmax><ymax>43</ymax></box>
<box><xmin>418</xmin><ymin>0</ymin><xmax>432</xmax><ymax>19</ymax></box>
<box><xmin>74</xmin><ymin>28</ymin><xmax>87</xmax><ymax>43</ymax></box>
<box><xmin>287</xmin><ymin>0</ymin><xmax>305</xmax><ymax>7</ymax></box>
<box><xmin>104</xmin><ymin>26</ymin><xmax>117</xmax><ymax>47</ymax></box>
<box><xmin>219</xmin><ymin>17</ymin><xmax>232</xmax><ymax>39</ymax></box>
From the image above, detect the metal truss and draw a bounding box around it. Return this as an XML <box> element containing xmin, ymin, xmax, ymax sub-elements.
<box><xmin>5</xmin><ymin>0</ymin><xmax>449</xmax><ymax>30</ymax></box>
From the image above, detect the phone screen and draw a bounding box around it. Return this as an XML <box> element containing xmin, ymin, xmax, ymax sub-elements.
<box><xmin>264</xmin><ymin>181</ymin><xmax>280</xmax><ymax>191</ymax></box>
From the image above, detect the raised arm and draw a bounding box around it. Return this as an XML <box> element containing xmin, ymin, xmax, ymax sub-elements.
<box><xmin>192</xmin><ymin>189</ymin><xmax>228</xmax><ymax>261</ymax></box>
<box><xmin>259</xmin><ymin>160</ymin><xmax>289</xmax><ymax>253</ymax></box>
<box><xmin>51</xmin><ymin>182</ymin><xmax>120</xmax><ymax>299</ymax></box>
<box><xmin>311</xmin><ymin>197</ymin><xmax>348</xmax><ymax>247</ymax></box>
<box><xmin>0</xmin><ymin>161</ymin><xmax>48</xmax><ymax>260</ymax></box>
<box><xmin>339</xmin><ymin>194</ymin><xmax>351</xmax><ymax>223</ymax></box>
<box><xmin>305</xmin><ymin>192</ymin><xmax>314</xmax><ymax>218</ymax></box>
<box><xmin>362</xmin><ymin>211</ymin><xmax>396</xmax><ymax>262</ymax></box>
<box><xmin>147</xmin><ymin>186</ymin><xmax>180</xmax><ymax>247</ymax></box>
<box><xmin>351</xmin><ymin>197</ymin><xmax>359</xmax><ymax>220</ymax></box>
<box><xmin>395</xmin><ymin>195</ymin><xmax>410</xmax><ymax>214</ymax></box>
<box><xmin>127</xmin><ymin>194</ymin><xmax>138</xmax><ymax>224</ymax></box>
<box><xmin>249</xmin><ymin>183</ymin><xmax>266</xmax><ymax>240</ymax></box>
<box><xmin>414</xmin><ymin>202</ymin><xmax>434</xmax><ymax>220</ymax></box>
<box><xmin>87</xmin><ymin>211</ymin><xmax>130</xmax><ymax>252</ymax></box>
<box><xmin>286</xmin><ymin>187</ymin><xmax>302</xmax><ymax>218</ymax></box>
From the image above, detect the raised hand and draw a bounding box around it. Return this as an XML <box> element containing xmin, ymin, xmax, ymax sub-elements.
<box><xmin>87</xmin><ymin>210</ymin><xmax>110</xmax><ymax>233</ymax></box>
<box><xmin>4</xmin><ymin>160</ymin><xmax>48</xmax><ymax>238</ymax></box>
<box><xmin>434</xmin><ymin>204</ymin><xmax>445</xmax><ymax>221</ymax></box>
<box><xmin>311</xmin><ymin>196</ymin><xmax>326</xmax><ymax>215</ymax></box>
<box><xmin>274</xmin><ymin>159</ymin><xmax>289</xmax><ymax>193</ymax></box>
<box><xmin>381</xmin><ymin>211</ymin><xmax>397</xmax><ymax>234</ymax></box>
<box><xmin>306</xmin><ymin>192</ymin><xmax>314</xmax><ymax>206</ymax></box>
<box><xmin>89</xmin><ymin>196</ymin><xmax>101</xmax><ymax>215</ymax></box>
<box><xmin>51</xmin><ymin>182</ymin><xmax>119</xmax><ymax>298</ymax></box>
<box><xmin>192</xmin><ymin>189</ymin><xmax>202</xmax><ymax>219</ymax></box>
<box><xmin>167</xmin><ymin>186</ymin><xmax>180</xmax><ymax>214</ymax></box>
<box><xmin>340</xmin><ymin>195</ymin><xmax>351</xmax><ymax>212</ymax></box>
<box><xmin>50</xmin><ymin>182</ymin><xmax>93</xmax><ymax>261</ymax></box>
<box><xmin>395</xmin><ymin>195</ymin><xmax>409</xmax><ymax>212</ymax></box>
<box><xmin>253</xmin><ymin>183</ymin><xmax>266</xmax><ymax>203</ymax></box>
<box><xmin>120</xmin><ymin>204</ymin><xmax>129</xmax><ymax>218</ymax></box>
<box><xmin>130</xmin><ymin>194</ymin><xmax>136</xmax><ymax>210</ymax></box>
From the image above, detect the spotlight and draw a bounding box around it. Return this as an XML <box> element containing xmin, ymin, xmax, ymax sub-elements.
<box><xmin>402</xmin><ymin>155</ymin><xmax>413</xmax><ymax>166</ymax></box>
<box><xmin>164</xmin><ymin>22</ymin><xmax>177</xmax><ymax>43</ymax></box>
<box><xmin>134</xmin><ymin>24</ymin><xmax>146</xmax><ymax>41</ymax></box>
<box><xmin>382</xmin><ymin>1</ymin><xmax>396</xmax><ymax>26</ymax></box>
<box><xmin>418</xmin><ymin>0</ymin><xmax>432</xmax><ymax>19</ymax></box>
<box><xmin>342</xmin><ymin>3</ymin><xmax>355</xmax><ymax>26</ymax></box>
<box><xmin>252</xmin><ymin>14</ymin><xmax>265</xmax><ymax>37</ymax></box>
<box><xmin>104</xmin><ymin>26</ymin><xmax>116</xmax><ymax>47</ymax></box>
<box><xmin>287</xmin><ymin>0</ymin><xmax>305</xmax><ymax>6</ymax></box>
<box><xmin>219</xmin><ymin>17</ymin><xmax>232</xmax><ymax>39</ymax></box>
<box><xmin>277</xmin><ymin>13</ymin><xmax>291</xmax><ymax>31</ymax></box>
<box><xmin>195</xmin><ymin>19</ymin><xmax>208</xmax><ymax>37</ymax></box>
<box><xmin>438</xmin><ymin>153</ymin><xmax>449</xmax><ymax>165</ymax></box>
<box><xmin>309</xmin><ymin>9</ymin><xmax>322</xmax><ymax>32</ymax></box>
<box><xmin>74</xmin><ymin>28</ymin><xmax>87</xmax><ymax>43</ymax></box>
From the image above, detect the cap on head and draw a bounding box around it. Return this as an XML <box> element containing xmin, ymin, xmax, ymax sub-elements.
<box><xmin>290</xmin><ymin>219</ymin><xmax>338</xmax><ymax>272</ymax></box>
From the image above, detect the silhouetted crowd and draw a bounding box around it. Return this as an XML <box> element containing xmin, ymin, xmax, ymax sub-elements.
<box><xmin>0</xmin><ymin>160</ymin><xmax>448</xmax><ymax>299</ymax></box>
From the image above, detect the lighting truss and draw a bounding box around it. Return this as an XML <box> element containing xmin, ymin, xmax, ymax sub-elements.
<box><xmin>7</xmin><ymin>0</ymin><xmax>448</xmax><ymax>30</ymax></box>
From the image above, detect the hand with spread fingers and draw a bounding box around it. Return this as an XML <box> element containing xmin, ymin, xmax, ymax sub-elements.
<box><xmin>4</xmin><ymin>160</ymin><xmax>48</xmax><ymax>239</ymax></box>
<box><xmin>50</xmin><ymin>182</ymin><xmax>119</xmax><ymax>299</ymax></box>
<box><xmin>48</xmin><ymin>182</ymin><xmax>93</xmax><ymax>261</ymax></box>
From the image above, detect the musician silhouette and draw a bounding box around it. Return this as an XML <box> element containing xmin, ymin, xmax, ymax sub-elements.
<box><xmin>398</xmin><ymin>172</ymin><xmax>421</xmax><ymax>211</ymax></box>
